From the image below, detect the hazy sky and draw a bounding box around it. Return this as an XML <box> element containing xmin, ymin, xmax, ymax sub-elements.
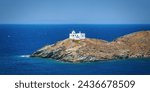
<box><xmin>0</xmin><ymin>0</ymin><xmax>150</xmax><ymax>24</ymax></box>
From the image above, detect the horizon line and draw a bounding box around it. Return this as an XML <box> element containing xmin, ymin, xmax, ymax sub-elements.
<box><xmin>0</xmin><ymin>23</ymin><xmax>150</xmax><ymax>25</ymax></box>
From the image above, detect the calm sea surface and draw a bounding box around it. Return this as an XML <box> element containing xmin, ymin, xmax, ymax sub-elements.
<box><xmin>0</xmin><ymin>24</ymin><xmax>150</xmax><ymax>75</ymax></box>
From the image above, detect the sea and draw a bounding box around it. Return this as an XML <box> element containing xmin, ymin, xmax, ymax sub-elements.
<box><xmin>0</xmin><ymin>24</ymin><xmax>150</xmax><ymax>75</ymax></box>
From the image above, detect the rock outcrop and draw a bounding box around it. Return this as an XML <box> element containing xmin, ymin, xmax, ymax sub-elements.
<box><xmin>30</xmin><ymin>31</ymin><xmax>150</xmax><ymax>62</ymax></box>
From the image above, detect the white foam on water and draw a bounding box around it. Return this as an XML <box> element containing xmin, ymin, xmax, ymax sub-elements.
<box><xmin>20</xmin><ymin>55</ymin><xmax>30</xmax><ymax>58</ymax></box>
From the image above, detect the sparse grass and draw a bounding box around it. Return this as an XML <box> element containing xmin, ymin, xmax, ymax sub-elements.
<box><xmin>73</xmin><ymin>40</ymin><xmax>80</xmax><ymax>44</ymax></box>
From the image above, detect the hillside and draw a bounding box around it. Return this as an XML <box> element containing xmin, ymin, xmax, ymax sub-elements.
<box><xmin>30</xmin><ymin>31</ymin><xmax>150</xmax><ymax>62</ymax></box>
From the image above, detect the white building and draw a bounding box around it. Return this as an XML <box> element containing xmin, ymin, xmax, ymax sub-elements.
<box><xmin>69</xmin><ymin>30</ymin><xmax>85</xmax><ymax>40</ymax></box>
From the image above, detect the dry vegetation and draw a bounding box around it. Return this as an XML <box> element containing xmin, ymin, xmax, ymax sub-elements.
<box><xmin>31</xmin><ymin>31</ymin><xmax>150</xmax><ymax>62</ymax></box>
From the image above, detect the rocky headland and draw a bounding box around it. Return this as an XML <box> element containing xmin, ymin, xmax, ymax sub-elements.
<box><xmin>30</xmin><ymin>31</ymin><xmax>150</xmax><ymax>62</ymax></box>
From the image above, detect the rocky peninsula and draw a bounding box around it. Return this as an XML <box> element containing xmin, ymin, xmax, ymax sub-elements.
<box><xmin>30</xmin><ymin>31</ymin><xmax>150</xmax><ymax>62</ymax></box>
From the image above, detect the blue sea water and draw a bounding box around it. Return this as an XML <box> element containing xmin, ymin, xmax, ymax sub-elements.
<box><xmin>0</xmin><ymin>24</ymin><xmax>150</xmax><ymax>75</ymax></box>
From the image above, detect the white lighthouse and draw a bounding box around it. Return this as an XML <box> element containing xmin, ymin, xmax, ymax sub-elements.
<box><xmin>69</xmin><ymin>30</ymin><xmax>85</xmax><ymax>40</ymax></box>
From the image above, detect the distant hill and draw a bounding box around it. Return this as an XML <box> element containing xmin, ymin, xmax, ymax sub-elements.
<box><xmin>30</xmin><ymin>31</ymin><xmax>150</xmax><ymax>62</ymax></box>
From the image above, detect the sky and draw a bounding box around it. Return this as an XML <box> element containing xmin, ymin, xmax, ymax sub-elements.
<box><xmin>0</xmin><ymin>0</ymin><xmax>150</xmax><ymax>24</ymax></box>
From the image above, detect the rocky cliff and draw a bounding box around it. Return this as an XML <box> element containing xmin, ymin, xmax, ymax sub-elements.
<box><xmin>30</xmin><ymin>31</ymin><xmax>150</xmax><ymax>62</ymax></box>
